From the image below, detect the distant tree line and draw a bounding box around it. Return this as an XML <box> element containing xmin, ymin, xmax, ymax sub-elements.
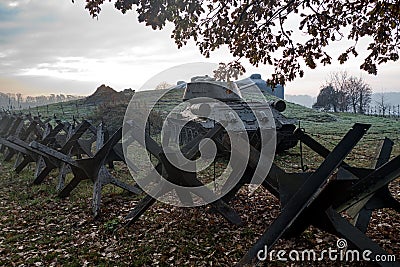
<box><xmin>368</xmin><ymin>94</ymin><xmax>400</xmax><ymax>118</ymax></box>
<box><xmin>0</xmin><ymin>92</ymin><xmax>83</xmax><ymax>111</ymax></box>
<box><xmin>313</xmin><ymin>71</ymin><xmax>372</xmax><ymax>114</ymax></box>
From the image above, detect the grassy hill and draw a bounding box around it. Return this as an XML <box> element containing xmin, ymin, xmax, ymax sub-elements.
<box><xmin>22</xmin><ymin>86</ymin><xmax>400</xmax><ymax>164</ymax></box>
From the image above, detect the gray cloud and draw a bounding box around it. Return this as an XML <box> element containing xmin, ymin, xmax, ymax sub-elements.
<box><xmin>0</xmin><ymin>0</ymin><xmax>399</xmax><ymax>97</ymax></box>
<box><xmin>0</xmin><ymin>1</ymin><xmax>205</xmax><ymax>95</ymax></box>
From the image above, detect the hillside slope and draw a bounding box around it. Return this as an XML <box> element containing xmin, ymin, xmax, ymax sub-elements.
<box><xmin>24</xmin><ymin>86</ymin><xmax>400</xmax><ymax>158</ymax></box>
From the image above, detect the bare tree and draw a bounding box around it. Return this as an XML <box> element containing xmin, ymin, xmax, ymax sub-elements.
<box><xmin>328</xmin><ymin>71</ymin><xmax>350</xmax><ymax>112</ymax></box>
<box><xmin>346</xmin><ymin>77</ymin><xmax>359</xmax><ymax>113</ymax></box>
<box><xmin>16</xmin><ymin>93</ymin><xmax>23</xmax><ymax>110</ymax></box>
<box><xmin>315</xmin><ymin>72</ymin><xmax>372</xmax><ymax>114</ymax></box>
<box><xmin>49</xmin><ymin>94</ymin><xmax>56</xmax><ymax>103</ymax></box>
<box><xmin>357</xmin><ymin>82</ymin><xmax>372</xmax><ymax>114</ymax></box>
<box><xmin>376</xmin><ymin>93</ymin><xmax>390</xmax><ymax>116</ymax></box>
<box><xmin>155</xmin><ymin>81</ymin><xmax>173</xmax><ymax>90</ymax></box>
<box><xmin>346</xmin><ymin>77</ymin><xmax>372</xmax><ymax>114</ymax></box>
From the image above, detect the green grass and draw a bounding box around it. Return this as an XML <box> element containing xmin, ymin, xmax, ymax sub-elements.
<box><xmin>25</xmin><ymin>98</ymin><xmax>96</xmax><ymax>120</ymax></box>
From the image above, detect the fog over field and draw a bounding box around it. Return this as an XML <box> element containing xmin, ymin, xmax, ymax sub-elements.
<box><xmin>286</xmin><ymin>92</ymin><xmax>400</xmax><ymax>108</ymax></box>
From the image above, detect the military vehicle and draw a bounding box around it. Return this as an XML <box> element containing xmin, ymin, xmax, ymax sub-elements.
<box><xmin>165</xmin><ymin>76</ymin><xmax>298</xmax><ymax>153</ymax></box>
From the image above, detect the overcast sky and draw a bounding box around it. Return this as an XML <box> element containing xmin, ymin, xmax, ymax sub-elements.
<box><xmin>0</xmin><ymin>0</ymin><xmax>399</xmax><ymax>97</ymax></box>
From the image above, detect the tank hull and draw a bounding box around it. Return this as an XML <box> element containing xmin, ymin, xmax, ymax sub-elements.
<box><xmin>165</xmin><ymin>76</ymin><xmax>298</xmax><ymax>154</ymax></box>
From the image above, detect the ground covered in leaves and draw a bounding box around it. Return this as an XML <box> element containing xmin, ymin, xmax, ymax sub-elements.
<box><xmin>1</xmin><ymin>112</ymin><xmax>400</xmax><ymax>266</ymax></box>
<box><xmin>1</xmin><ymin>165</ymin><xmax>399</xmax><ymax>266</ymax></box>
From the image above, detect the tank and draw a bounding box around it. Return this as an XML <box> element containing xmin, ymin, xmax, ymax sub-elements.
<box><xmin>166</xmin><ymin>76</ymin><xmax>298</xmax><ymax>153</ymax></box>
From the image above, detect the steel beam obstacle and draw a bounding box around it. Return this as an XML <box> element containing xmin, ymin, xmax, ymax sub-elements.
<box><xmin>236</xmin><ymin>124</ymin><xmax>400</xmax><ymax>267</ymax></box>
<box><xmin>122</xmin><ymin>120</ymin><xmax>243</xmax><ymax>226</ymax></box>
<box><xmin>29</xmin><ymin>123</ymin><xmax>141</xmax><ymax>217</ymax></box>
<box><xmin>0</xmin><ymin>114</ymin><xmax>141</xmax><ymax>217</ymax></box>
<box><xmin>6</xmin><ymin>121</ymin><xmax>66</xmax><ymax>176</ymax></box>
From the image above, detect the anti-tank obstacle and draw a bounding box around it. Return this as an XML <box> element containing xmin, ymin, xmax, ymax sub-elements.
<box><xmin>232</xmin><ymin>124</ymin><xmax>400</xmax><ymax>267</ymax></box>
<box><xmin>0</xmin><ymin>113</ymin><xmax>141</xmax><ymax>217</ymax></box>
<box><xmin>0</xmin><ymin>111</ymin><xmax>399</xmax><ymax>266</ymax></box>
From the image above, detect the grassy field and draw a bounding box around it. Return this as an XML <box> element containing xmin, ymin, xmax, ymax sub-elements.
<box><xmin>0</xmin><ymin>89</ymin><xmax>399</xmax><ymax>266</ymax></box>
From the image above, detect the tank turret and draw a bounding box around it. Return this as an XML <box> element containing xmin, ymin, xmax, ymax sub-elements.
<box><xmin>167</xmin><ymin>76</ymin><xmax>298</xmax><ymax>153</ymax></box>
<box><xmin>183</xmin><ymin>76</ymin><xmax>242</xmax><ymax>102</ymax></box>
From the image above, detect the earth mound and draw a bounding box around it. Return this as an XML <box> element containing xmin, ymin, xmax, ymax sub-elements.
<box><xmin>84</xmin><ymin>84</ymin><xmax>134</xmax><ymax>105</ymax></box>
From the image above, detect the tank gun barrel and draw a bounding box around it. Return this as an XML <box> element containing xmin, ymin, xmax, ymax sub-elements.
<box><xmin>190</xmin><ymin>103</ymin><xmax>211</xmax><ymax>118</ymax></box>
<box><xmin>269</xmin><ymin>100</ymin><xmax>286</xmax><ymax>112</ymax></box>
